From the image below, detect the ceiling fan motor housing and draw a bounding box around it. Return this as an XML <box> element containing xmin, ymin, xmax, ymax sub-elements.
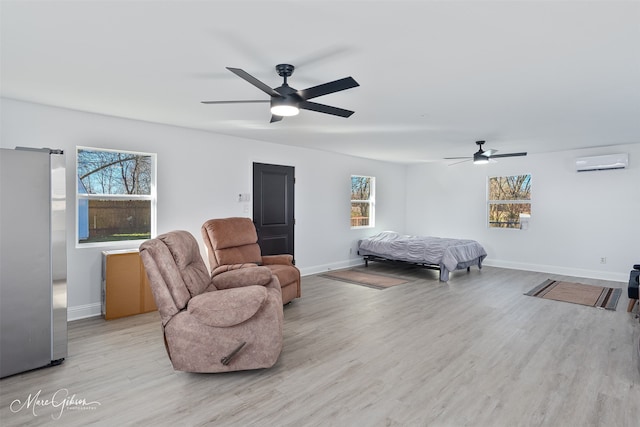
<box><xmin>275</xmin><ymin>64</ymin><xmax>295</xmax><ymax>78</ymax></box>
<box><xmin>272</xmin><ymin>84</ymin><xmax>301</xmax><ymax>115</ymax></box>
<box><xmin>473</xmin><ymin>151</ymin><xmax>487</xmax><ymax>162</ymax></box>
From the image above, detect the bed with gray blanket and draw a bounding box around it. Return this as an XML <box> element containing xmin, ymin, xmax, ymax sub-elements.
<box><xmin>358</xmin><ymin>231</ymin><xmax>487</xmax><ymax>281</ymax></box>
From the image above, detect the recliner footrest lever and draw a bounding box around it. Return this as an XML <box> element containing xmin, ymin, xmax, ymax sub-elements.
<box><xmin>221</xmin><ymin>341</ymin><xmax>246</xmax><ymax>365</ymax></box>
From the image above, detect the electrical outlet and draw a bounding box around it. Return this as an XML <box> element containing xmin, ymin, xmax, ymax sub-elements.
<box><xmin>600</xmin><ymin>257</ymin><xmax>607</xmax><ymax>264</ymax></box>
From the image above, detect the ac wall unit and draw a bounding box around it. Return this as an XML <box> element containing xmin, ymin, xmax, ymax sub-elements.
<box><xmin>575</xmin><ymin>153</ymin><xmax>628</xmax><ymax>172</ymax></box>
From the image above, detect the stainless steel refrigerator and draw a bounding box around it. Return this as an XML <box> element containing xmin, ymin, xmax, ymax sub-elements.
<box><xmin>0</xmin><ymin>147</ymin><xmax>67</xmax><ymax>378</ymax></box>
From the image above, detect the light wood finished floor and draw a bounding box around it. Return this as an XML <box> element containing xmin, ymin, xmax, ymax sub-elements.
<box><xmin>1</xmin><ymin>266</ymin><xmax>639</xmax><ymax>426</ymax></box>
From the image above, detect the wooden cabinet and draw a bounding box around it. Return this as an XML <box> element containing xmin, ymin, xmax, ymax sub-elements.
<box><xmin>102</xmin><ymin>250</ymin><xmax>157</xmax><ymax>320</ymax></box>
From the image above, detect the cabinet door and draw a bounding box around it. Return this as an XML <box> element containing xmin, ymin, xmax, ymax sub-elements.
<box><xmin>104</xmin><ymin>253</ymin><xmax>141</xmax><ymax>320</ymax></box>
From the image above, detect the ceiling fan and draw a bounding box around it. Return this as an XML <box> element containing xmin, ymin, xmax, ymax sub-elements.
<box><xmin>201</xmin><ymin>64</ymin><xmax>359</xmax><ymax>123</ymax></box>
<box><xmin>445</xmin><ymin>141</ymin><xmax>527</xmax><ymax>165</ymax></box>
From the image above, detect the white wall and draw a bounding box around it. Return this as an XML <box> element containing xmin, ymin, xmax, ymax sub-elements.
<box><xmin>1</xmin><ymin>98</ymin><xmax>406</xmax><ymax>319</ymax></box>
<box><xmin>4</xmin><ymin>97</ymin><xmax>636</xmax><ymax>320</ymax></box>
<box><xmin>405</xmin><ymin>143</ymin><xmax>640</xmax><ymax>282</ymax></box>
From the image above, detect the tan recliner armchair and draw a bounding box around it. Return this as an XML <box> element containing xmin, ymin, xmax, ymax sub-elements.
<box><xmin>139</xmin><ymin>230</ymin><xmax>283</xmax><ymax>373</ymax></box>
<box><xmin>201</xmin><ymin>217</ymin><xmax>301</xmax><ymax>305</ymax></box>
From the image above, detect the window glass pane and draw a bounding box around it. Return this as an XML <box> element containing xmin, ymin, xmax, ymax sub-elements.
<box><xmin>351</xmin><ymin>176</ymin><xmax>371</xmax><ymax>201</ymax></box>
<box><xmin>79</xmin><ymin>199</ymin><xmax>151</xmax><ymax>243</ymax></box>
<box><xmin>351</xmin><ymin>202</ymin><xmax>370</xmax><ymax>227</ymax></box>
<box><xmin>489</xmin><ymin>203</ymin><xmax>531</xmax><ymax>228</ymax></box>
<box><xmin>77</xmin><ymin>147</ymin><xmax>155</xmax><ymax>245</ymax></box>
<box><xmin>351</xmin><ymin>175</ymin><xmax>375</xmax><ymax>228</ymax></box>
<box><xmin>488</xmin><ymin>174</ymin><xmax>531</xmax><ymax>229</ymax></box>
<box><xmin>78</xmin><ymin>149</ymin><xmax>152</xmax><ymax>195</ymax></box>
<box><xmin>489</xmin><ymin>175</ymin><xmax>531</xmax><ymax>201</ymax></box>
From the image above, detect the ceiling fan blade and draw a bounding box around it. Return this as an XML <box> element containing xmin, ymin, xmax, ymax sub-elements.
<box><xmin>297</xmin><ymin>77</ymin><xmax>359</xmax><ymax>100</ymax></box>
<box><xmin>270</xmin><ymin>115</ymin><xmax>283</xmax><ymax>123</ymax></box>
<box><xmin>201</xmin><ymin>100</ymin><xmax>270</xmax><ymax>104</ymax></box>
<box><xmin>443</xmin><ymin>156</ymin><xmax>471</xmax><ymax>160</ymax></box>
<box><xmin>226</xmin><ymin>67</ymin><xmax>281</xmax><ymax>97</ymax></box>
<box><xmin>448</xmin><ymin>159</ymin><xmax>472</xmax><ymax>166</ymax></box>
<box><xmin>490</xmin><ymin>152</ymin><xmax>527</xmax><ymax>158</ymax></box>
<box><xmin>299</xmin><ymin>101</ymin><xmax>354</xmax><ymax>118</ymax></box>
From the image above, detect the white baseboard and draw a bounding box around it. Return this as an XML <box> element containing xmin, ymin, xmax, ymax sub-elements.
<box><xmin>482</xmin><ymin>259</ymin><xmax>628</xmax><ymax>283</ymax></box>
<box><xmin>300</xmin><ymin>258</ymin><xmax>628</xmax><ymax>283</ymax></box>
<box><xmin>68</xmin><ymin>303</ymin><xmax>102</xmax><ymax>321</ymax></box>
<box><xmin>300</xmin><ymin>259</ymin><xmax>365</xmax><ymax>277</ymax></box>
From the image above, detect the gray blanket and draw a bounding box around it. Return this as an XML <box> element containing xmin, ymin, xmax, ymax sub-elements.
<box><xmin>358</xmin><ymin>231</ymin><xmax>487</xmax><ymax>281</ymax></box>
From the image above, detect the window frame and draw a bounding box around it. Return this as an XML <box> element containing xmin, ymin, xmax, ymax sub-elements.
<box><xmin>76</xmin><ymin>146</ymin><xmax>157</xmax><ymax>248</ymax></box>
<box><xmin>350</xmin><ymin>175</ymin><xmax>376</xmax><ymax>229</ymax></box>
<box><xmin>487</xmin><ymin>173</ymin><xmax>531</xmax><ymax>230</ymax></box>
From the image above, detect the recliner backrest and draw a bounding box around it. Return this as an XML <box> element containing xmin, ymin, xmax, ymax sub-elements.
<box><xmin>140</xmin><ymin>231</ymin><xmax>212</xmax><ymax>325</ymax></box>
<box><xmin>201</xmin><ymin>217</ymin><xmax>262</xmax><ymax>270</ymax></box>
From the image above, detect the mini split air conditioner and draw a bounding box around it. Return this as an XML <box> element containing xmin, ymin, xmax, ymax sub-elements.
<box><xmin>575</xmin><ymin>153</ymin><xmax>628</xmax><ymax>172</ymax></box>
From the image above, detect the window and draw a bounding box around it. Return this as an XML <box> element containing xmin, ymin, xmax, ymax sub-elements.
<box><xmin>351</xmin><ymin>175</ymin><xmax>375</xmax><ymax>228</ymax></box>
<box><xmin>77</xmin><ymin>147</ymin><xmax>156</xmax><ymax>245</ymax></box>
<box><xmin>488</xmin><ymin>174</ymin><xmax>531</xmax><ymax>229</ymax></box>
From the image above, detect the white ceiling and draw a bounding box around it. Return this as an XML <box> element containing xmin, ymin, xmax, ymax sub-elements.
<box><xmin>1</xmin><ymin>0</ymin><xmax>639</xmax><ymax>164</ymax></box>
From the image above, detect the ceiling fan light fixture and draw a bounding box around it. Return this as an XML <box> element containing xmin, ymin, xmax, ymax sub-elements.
<box><xmin>270</xmin><ymin>97</ymin><xmax>299</xmax><ymax>117</ymax></box>
<box><xmin>270</xmin><ymin>105</ymin><xmax>299</xmax><ymax>116</ymax></box>
<box><xmin>473</xmin><ymin>152</ymin><xmax>489</xmax><ymax>164</ymax></box>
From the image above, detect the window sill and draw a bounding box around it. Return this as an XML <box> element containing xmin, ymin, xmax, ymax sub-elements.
<box><xmin>75</xmin><ymin>239</ymin><xmax>150</xmax><ymax>250</ymax></box>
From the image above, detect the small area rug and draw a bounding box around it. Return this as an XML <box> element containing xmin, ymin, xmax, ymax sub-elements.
<box><xmin>320</xmin><ymin>268</ymin><xmax>409</xmax><ymax>290</ymax></box>
<box><xmin>525</xmin><ymin>279</ymin><xmax>622</xmax><ymax>310</ymax></box>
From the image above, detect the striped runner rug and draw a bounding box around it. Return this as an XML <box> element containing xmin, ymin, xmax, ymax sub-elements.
<box><xmin>525</xmin><ymin>279</ymin><xmax>622</xmax><ymax>310</ymax></box>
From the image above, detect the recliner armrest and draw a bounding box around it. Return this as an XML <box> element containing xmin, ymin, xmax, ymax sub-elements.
<box><xmin>210</xmin><ymin>263</ymin><xmax>259</xmax><ymax>277</ymax></box>
<box><xmin>211</xmin><ymin>266</ymin><xmax>273</xmax><ymax>290</ymax></box>
<box><xmin>262</xmin><ymin>254</ymin><xmax>294</xmax><ymax>266</ymax></box>
<box><xmin>187</xmin><ymin>285</ymin><xmax>267</xmax><ymax>328</ymax></box>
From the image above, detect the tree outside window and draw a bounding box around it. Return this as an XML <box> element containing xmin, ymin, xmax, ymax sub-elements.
<box><xmin>77</xmin><ymin>147</ymin><xmax>156</xmax><ymax>244</ymax></box>
<box><xmin>351</xmin><ymin>175</ymin><xmax>375</xmax><ymax>228</ymax></box>
<box><xmin>488</xmin><ymin>174</ymin><xmax>531</xmax><ymax>229</ymax></box>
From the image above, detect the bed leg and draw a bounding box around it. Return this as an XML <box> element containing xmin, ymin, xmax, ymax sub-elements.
<box><xmin>467</xmin><ymin>266</ymin><xmax>470</xmax><ymax>272</ymax></box>
<box><xmin>364</xmin><ymin>257</ymin><xmax>369</xmax><ymax>267</ymax></box>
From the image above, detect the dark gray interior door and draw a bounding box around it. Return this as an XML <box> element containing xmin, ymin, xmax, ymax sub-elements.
<box><xmin>253</xmin><ymin>162</ymin><xmax>295</xmax><ymax>260</ymax></box>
